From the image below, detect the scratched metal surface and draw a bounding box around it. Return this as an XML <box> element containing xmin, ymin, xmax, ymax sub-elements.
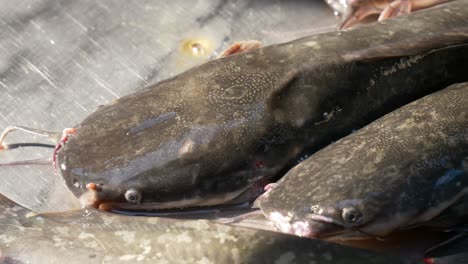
<box><xmin>0</xmin><ymin>0</ymin><xmax>338</xmax><ymax>212</ymax></box>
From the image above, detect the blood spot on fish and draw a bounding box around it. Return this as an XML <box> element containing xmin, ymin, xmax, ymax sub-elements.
<box><xmin>423</xmin><ymin>257</ymin><xmax>435</xmax><ymax>264</ymax></box>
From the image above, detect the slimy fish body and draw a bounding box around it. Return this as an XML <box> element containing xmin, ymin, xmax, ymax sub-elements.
<box><xmin>258</xmin><ymin>82</ymin><xmax>468</xmax><ymax>240</ymax></box>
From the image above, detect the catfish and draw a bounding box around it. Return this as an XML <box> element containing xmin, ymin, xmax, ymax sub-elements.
<box><xmin>258</xmin><ymin>82</ymin><xmax>468</xmax><ymax>240</ymax></box>
<box><xmin>1</xmin><ymin>1</ymin><xmax>468</xmax><ymax>212</ymax></box>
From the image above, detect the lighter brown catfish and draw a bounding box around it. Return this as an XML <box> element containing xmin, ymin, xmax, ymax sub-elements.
<box><xmin>55</xmin><ymin>1</ymin><xmax>468</xmax><ymax>211</ymax></box>
<box><xmin>258</xmin><ymin>82</ymin><xmax>468</xmax><ymax>240</ymax></box>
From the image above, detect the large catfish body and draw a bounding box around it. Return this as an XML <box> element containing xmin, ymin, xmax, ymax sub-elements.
<box><xmin>56</xmin><ymin>1</ymin><xmax>468</xmax><ymax>210</ymax></box>
<box><xmin>258</xmin><ymin>82</ymin><xmax>468</xmax><ymax>239</ymax></box>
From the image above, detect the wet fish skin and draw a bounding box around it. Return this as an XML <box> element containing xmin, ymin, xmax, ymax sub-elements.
<box><xmin>56</xmin><ymin>1</ymin><xmax>468</xmax><ymax>210</ymax></box>
<box><xmin>258</xmin><ymin>82</ymin><xmax>468</xmax><ymax>239</ymax></box>
<box><xmin>0</xmin><ymin>194</ymin><xmax>410</xmax><ymax>264</ymax></box>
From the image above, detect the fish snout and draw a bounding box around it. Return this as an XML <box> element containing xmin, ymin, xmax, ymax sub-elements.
<box><xmin>267</xmin><ymin>209</ymin><xmax>350</xmax><ymax>238</ymax></box>
<box><xmin>76</xmin><ymin>181</ymin><xmax>129</xmax><ymax>210</ymax></box>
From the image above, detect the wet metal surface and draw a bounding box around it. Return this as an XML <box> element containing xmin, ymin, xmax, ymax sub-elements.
<box><xmin>0</xmin><ymin>0</ymin><xmax>338</xmax><ymax>212</ymax></box>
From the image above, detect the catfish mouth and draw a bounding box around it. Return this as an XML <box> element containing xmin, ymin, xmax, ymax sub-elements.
<box><xmin>78</xmin><ymin>182</ymin><xmax>263</xmax><ymax>214</ymax></box>
<box><xmin>267</xmin><ymin>211</ymin><xmax>358</xmax><ymax>239</ymax></box>
<box><xmin>267</xmin><ymin>211</ymin><xmax>410</xmax><ymax>240</ymax></box>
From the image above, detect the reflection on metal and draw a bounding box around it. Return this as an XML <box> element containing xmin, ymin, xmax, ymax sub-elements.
<box><xmin>174</xmin><ymin>36</ymin><xmax>217</xmax><ymax>73</ymax></box>
<box><xmin>180</xmin><ymin>38</ymin><xmax>214</xmax><ymax>57</ymax></box>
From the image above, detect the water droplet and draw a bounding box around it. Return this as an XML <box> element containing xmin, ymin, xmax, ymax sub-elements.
<box><xmin>191</xmin><ymin>43</ymin><xmax>204</xmax><ymax>56</ymax></box>
<box><xmin>180</xmin><ymin>38</ymin><xmax>214</xmax><ymax>58</ymax></box>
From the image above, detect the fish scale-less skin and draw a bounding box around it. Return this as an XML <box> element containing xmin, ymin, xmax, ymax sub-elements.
<box><xmin>56</xmin><ymin>1</ymin><xmax>468</xmax><ymax>209</ymax></box>
<box><xmin>259</xmin><ymin>82</ymin><xmax>468</xmax><ymax>239</ymax></box>
<box><xmin>0</xmin><ymin>195</ymin><xmax>410</xmax><ymax>263</ymax></box>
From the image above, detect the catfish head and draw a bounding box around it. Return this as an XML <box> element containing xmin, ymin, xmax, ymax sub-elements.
<box><xmin>55</xmin><ymin>50</ymin><xmax>303</xmax><ymax>211</ymax></box>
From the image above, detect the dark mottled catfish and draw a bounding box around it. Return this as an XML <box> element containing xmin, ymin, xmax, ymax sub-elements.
<box><xmin>2</xmin><ymin>1</ymin><xmax>468</xmax><ymax>211</ymax></box>
<box><xmin>0</xmin><ymin>194</ymin><xmax>409</xmax><ymax>264</ymax></box>
<box><xmin>258</xmin><ymin>82</ymin><xmax>468</xmax><ymax>239</ymax></box>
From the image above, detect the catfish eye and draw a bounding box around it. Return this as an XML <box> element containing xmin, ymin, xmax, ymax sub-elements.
<box><xmin>125</xmin><ymin>188</ymin><xmax>142</xmax><ymax>204</ymax></box>
<box><xmin>341</xmin><ymin>207</ymin><xmax>363</xmax><ymax>225</ymax></box>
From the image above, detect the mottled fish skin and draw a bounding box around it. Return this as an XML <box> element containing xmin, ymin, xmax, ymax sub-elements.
<box><xmin>0</xmin><ymin>194</ymin><xmax>410</xmax><ymax>264</ymax></box>
<box><xmin>258</xmin><ymin>82</ymin><xmax>468</xmax><ymax>239</ymax></box>
<box><xmin>56</xmin><ymin>1</ymin><xmax>468</xmax><ymax>210</ymax></box>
